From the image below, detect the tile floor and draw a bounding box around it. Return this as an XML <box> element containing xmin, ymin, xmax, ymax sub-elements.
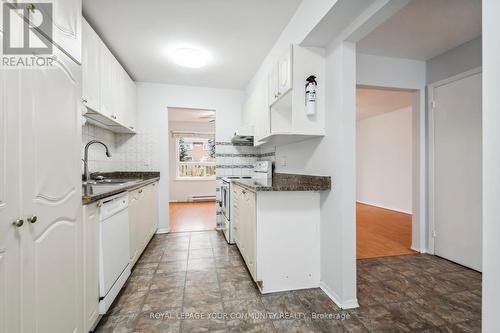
<box><xmin>94</xmin><ymin>231</ymin><xmax>481</xmax><ymax>333</ymax></box>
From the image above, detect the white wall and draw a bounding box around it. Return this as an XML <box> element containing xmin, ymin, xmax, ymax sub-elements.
<box><xmin>357</xmin><ymin>107</ymin><xmax>412</xmax><ymax>213</ymax></box>
<box><xmin>482</xmin><ymin>0</ymin><xmax>500</xmax><ymax>331</ymax></box>
<box><xmin>426</xmin><ymin>36</ymin><xmax>482</xmax><ymax>85</ymax></box>
<box><xmin>168</xmin><ymin>120</ymin><xmax>216</xmax><ymax>202</ymax></box>
<box><xmin>136</xmin><ymin>83</ymin><xmax>244</xmax><ymax>232</ymax></box>
<box><xmin>356</xmin><ymin>53</ymin><xmax>426</xmax><ymax>252</ymax></box>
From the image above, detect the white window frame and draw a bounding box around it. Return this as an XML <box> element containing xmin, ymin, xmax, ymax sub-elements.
<box><xmin>175</xmin><ymin>137</ymin><xmax>216</xmax><ymax>181</ymax></box>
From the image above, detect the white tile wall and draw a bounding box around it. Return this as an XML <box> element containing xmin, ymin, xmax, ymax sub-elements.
<box><xmin>82</xmin><ymin>123</ymin><xmax>159</xmax><ymax>175</ymax></box>
<box><xmin>82</xmin><ymin>123</ymin><xmax>276</xmax><ymax>178</ymax></box>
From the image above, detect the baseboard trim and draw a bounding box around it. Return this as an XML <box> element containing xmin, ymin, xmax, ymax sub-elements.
<box><xmin>319</xmin><ymin>282</ymin><xmax>359</xmax><ymax>310</ymax></box>
<box><xmin>356</xmin><ymin>200</ymin><xmax>412</xmax><ymax>215</ymax></box>
<box><xmin>156</xmin><ymin>228</ymin><xmax>169</xmax><ymax>234</ymax></box>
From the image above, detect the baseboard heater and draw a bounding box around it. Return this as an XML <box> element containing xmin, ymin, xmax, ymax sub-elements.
<box><xmin>189</xmin><ymin>195</ymin><xmax>216</xmax><ymax>202</ymax></box>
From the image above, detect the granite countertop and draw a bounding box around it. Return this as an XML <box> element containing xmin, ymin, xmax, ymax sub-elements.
<box><xmin>232</xmin><ymin>173</ymin><xmax>331</xmax><ymax>192</ymax></box>
<box><xmin>82</xmin><ymin>171</ymin><xmax>160</xmax><ymax>205</ymax></box>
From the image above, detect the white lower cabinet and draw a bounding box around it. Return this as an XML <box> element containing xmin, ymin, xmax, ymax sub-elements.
<box><xmin>83</xmin><ymin>203</ymin><xmax>100</xmax><ymax>332</ymax></box>
<box><xmin>232</xmin><ymin>186</ymin><xmax>257</xmax><ymax>281</ymax></box>
<box><xmin>233</xmin><ymin>184</ymin><xmax>320</xmax><ymax>294</ymax></box>
<box><xmin>129</xmin><ymin>182</ymin><xmax>159</xmax><ymax>267</ymax></box>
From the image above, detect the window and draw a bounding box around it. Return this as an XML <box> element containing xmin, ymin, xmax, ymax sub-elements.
<box><xmin>176</xmin><ymin>136</ymin><xmax>216</xmax><ymax>179</ymax></box>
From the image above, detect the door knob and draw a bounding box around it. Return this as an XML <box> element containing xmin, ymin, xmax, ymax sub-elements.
<box><xmin>12</xmin><ymin>219</ymin><xmax>24</xmax><ymax>227</ymax></box>
<box><xmin>27</xmin><ymin>216</ymin><xmax>38</xmax><ymax>224</ymax></box>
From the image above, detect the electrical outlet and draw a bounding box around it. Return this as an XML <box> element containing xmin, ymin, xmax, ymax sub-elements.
<box><xmin>280</xmin><ymin>156</ymin><xmax>287</xmax><ymax>167</ymax></box>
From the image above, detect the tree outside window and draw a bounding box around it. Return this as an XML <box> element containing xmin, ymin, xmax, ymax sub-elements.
<box><xmin>176</xmin><ymin>136</ymin><xmax>216</xmax><ymax>179</ymax></box>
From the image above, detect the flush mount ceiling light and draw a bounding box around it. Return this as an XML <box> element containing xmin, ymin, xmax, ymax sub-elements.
<box><xmin>172</xmin><ymin>48</ymin><xmax>209</xmax><ymax>68</ymax></box>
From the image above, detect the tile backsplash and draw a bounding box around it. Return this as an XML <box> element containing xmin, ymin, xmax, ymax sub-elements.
<box><xmin>215</xmin><ymin>142</ymin><xmax>275</xmax><ymax>178</ymax></box>
<box><xmin>82</xmin><ymin>123</ymin><xmax>276</xmax><ymax>177</ymax></box>
<box><xmin>82</xmin><ymin>123</ymin><xmax>158</xmax><ymax>175</ymax></box>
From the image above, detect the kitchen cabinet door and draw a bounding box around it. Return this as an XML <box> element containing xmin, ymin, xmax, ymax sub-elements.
<box><xmin>246</xmin><ymin>192</ymin><xmax>257</xmax><ymax>281</ymax></box>
<box><xmin>268</xmin><ymin>66</ymin><xmax>279</xmax><ymax>106</ymax></box>
<box><xmin>277</xmin><ymin>47</ymin><xmax>292</xmax><ymax>96</ymax></box>
<box><xmin>20</xmin><ymin>48</ymin><xmax>83</xmax><ymax>333</ymax></box>
<box><xmin>31</xmin><ymin>0</ymin><xmax>82</xmax><ymax>63</ymax></box>
<box><xmin>100</xmin><ymin>42</ymin><xmax>118</xmax><ymax>120</ymax></box>
<box><xmin>149</xmin><ymin>182</ymin><xmax>159</xmax><ymax>235</ymax></box>
<box><xmin>128</xmin><ymin>188</ymin><xmax>143</xmax><ymax>266</ymax></box>
<box><xmin>83</xmin><ymin>203</ymin><xmax>99</xmax><ymax>332</ymax></box>
<box><xmin>0</xmin><ymin>50</ymin><xmax>22</xmax><ymax>333</ymax></box>
<box><xmin>125</xmin><ymin>76</ymin><xmax>137</xmax><ymax>132</ymax></box>
<box><xmin>82</xmin><ymin>19</ymin><xmax>101</xmax><ymax>112</ymax></box>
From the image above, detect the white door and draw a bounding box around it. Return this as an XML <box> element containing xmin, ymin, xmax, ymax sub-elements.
<box><xmin>20</xmin><ymin>48</ymin><xmax>83</xmax><ymax>333</ymax></box>
<box><xmin>432</xmin><ymin>72</ymin><xmax>482</xmax><ymax>271</ymax></box>
<box><xmin>0</xmin><ymin>46</ymin><xmax>23</xmax><ymax>333</ymax></box>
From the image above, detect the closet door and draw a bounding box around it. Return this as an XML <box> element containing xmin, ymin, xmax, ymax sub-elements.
<box><xmin>20</xmin><ymin>48</ymin><xmax>83</xmax><ymax>333</ymax></box>
<box><xmin>0</xmin><ymin>41</ymin><xmax>23</xmax><ymax>333</ymax></box>
<box><xmin>432</xmin><ymin>72</ymin><xmax>482</xmax><ymax>271</ymax></box>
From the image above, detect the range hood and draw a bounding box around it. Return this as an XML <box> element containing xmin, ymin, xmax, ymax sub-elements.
<box><xmin>231</xmin><ymin>125</ymin><xmax>254</xmax><ymax>144</ymax></box>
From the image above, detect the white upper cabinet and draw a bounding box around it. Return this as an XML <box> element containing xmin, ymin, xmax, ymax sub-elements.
<box><xmin>83</xmin><ymin>19</ymin><xmax>137</xmax><ymax>134</ymax></box>
<box><xmin>82</xmin><ymin>19</ymin><xmax>100</xmax><ymax>112</ymax></box>
<box><xmin>247</xmin><ymin>44</ymin><xmax>325</xmax><ymax>146</ymax></box>
<box><xmin>31</xmin><ymin>0</ymin><xmax>82</xmax><ymax>63</ymax></box>
<box><xmin>277</xmin><ymin>47</ymin><xmax>292</xmax><ymax>97</ymax></box>
<box><xmin>99</xmin><ymin>42</ymin><xmax>118</xmax><ymax>120</ymax></box>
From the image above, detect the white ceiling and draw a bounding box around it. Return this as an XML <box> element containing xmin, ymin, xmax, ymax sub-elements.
<box><xmin>168</xmin><ymin>107</ymin><xmax>215</xmax><ymax>123</ymax></box>
<box><xmin>357</xmin><ymin>87</ymin><xmax>414</xmax><ymax>120</ymax></box>
<box><xmin>357</xmin><ymin>0</ymin><xmax>482</xmax><ymax>61</ymax></box>
<box><xmin>83</xmin><ymin>0</ymin><xmax>302</xmax><ymax>89</ymax></box>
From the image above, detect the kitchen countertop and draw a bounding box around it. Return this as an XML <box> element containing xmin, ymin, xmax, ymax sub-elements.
<box><xmin>82</xmin><ymin>171</ymin><xmax>160</xmax><ymax>205</ymax></box>
<box><xmin>232</xmin><ymin>173</ymin><xmax>331</xmax><ymax>192</ymax></box>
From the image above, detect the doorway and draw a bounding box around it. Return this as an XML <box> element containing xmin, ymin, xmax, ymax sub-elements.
<box><xmin>167</xmin><ymin>107</ymin><xmax>217</xmax><ymax>232</ymax></box>
<box><xmin>356</xmin><ymin>86</ymin><xmax>417</xmax><ymax>259</ymax></box>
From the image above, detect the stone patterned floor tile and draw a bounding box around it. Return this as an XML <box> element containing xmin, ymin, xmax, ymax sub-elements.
<box><xmin>261</xmin><ymin>293</ymin><xmax>309</xmax><ymax>320</ymax></box>
<box><xmin>272</xmin><ymin>318</ymin><xmax>323</xmax><ymax>333</ymax></box>
<box><xmin>134</xmin><ymin>311</ymin><xmax>181</xmax><ymax>333</ymax></box>
<box><xmin>220</xmin><ymin>280</ymin><xmax>260</xmax><ymax>301</ymax></box>
<box><xmin>189</xmin><ymin>248</ymin><xmax>215</xmax><ymax>259</ymax></box>
<box><xmin>142</xmin><ymin>288</ymin><xmax>184</xmax><ymax>312</ymax></box>
<box><xmin>93</xmin><ymin>231</ymin><xmax>482</xmax><ymax>333</ymax></box>
<box><xmin>295</xmin><ymin>288</ymin><xmax>341</xmax><ymax>315</ymax></box>
<box><xmin>149</xmin><ymin>271</ymin><xmax>186</xmax><ymax>291</ymax></box>
<box><xmin>156</xmin><ymin>260</ymin><xmax>188</xmax><ymax>274</ymax></box>
<box><xmin>161</xmin><ymin>250</ymin><xmax>189</xmax><ymax>262</ymax></box>
<box><xmin>108</xmin><ymin>290</ymin><xmax>148</xmax><ymax>315</ymax></box>
<box><xmin>95</xmin><ymin>312</ymin><xmax>139</xmax><ymax>333</ymax></box>
<box><xmin>223</xmin><ymin>298</ymin><xmax>268</xmax><ymax>328</ymax></box>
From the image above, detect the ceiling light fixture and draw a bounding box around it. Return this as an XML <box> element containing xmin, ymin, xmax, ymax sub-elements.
<box><xmin>172</xmin><ymin>48</ymin><xmax>209</xmax><ymax>68</ymax></box>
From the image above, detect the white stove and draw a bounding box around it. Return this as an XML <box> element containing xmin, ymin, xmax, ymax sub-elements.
<box><xmin>220</xmin><ymin>161</ymin><xmax>273</xmax><ymax>244</ymax></box>
<box><xmin>220</xmin><ymin>176</ymin><xmax>251</xmax><ymax>243</ymax></box>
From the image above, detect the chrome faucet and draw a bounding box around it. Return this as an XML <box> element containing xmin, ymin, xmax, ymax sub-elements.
<box><xmin>83</xmin><ymin>140</ymin><xmax>112</xmax><ymax>182</ymax></box>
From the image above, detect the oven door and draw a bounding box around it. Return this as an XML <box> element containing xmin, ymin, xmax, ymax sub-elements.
<box><xmin>221</xmin><ymin>181</ymin><xmax>230</xmax><ymax>220</ymax></box>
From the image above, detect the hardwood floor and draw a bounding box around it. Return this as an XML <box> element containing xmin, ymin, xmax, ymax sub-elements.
<box><xmin>357</xmin><ymin>202</ymin><xmax>415</xmax><ymax>259</ymax></box>
<box><xmin>169</xmin><ymin>201</ymin><xmax>216</xmax><ymax>233</ymax></box>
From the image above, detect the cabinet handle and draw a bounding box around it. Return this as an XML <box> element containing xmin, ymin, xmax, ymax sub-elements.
<box><xmin>138</xmin><ymin>189</ymin><xmax>143</xmax><ymax>193</ymax></box>
<box><xmin>27</xmin><ymin>216</ymin><xmax>38</xmax><ymax>224</ymax></box>
<box><xmin>12</xmin><ymin>219</ymin><xmax>24</xmax><ymax>227</ymax></box>
<box><xmin>129</xmin><ymin>126</ymin><xmax>134</xmax><ymax>130</ymax></box>
<box><xmin>111</xmin><ymin>115</ymin><xmax>117</xmax><ymax>119</ymax></box>
<box><xmin>82</xmin><ymin>99</ymin><xmax>88</xmax><ymax>104</ymax></box>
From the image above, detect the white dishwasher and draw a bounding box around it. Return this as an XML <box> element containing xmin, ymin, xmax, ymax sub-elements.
<box><xmin>98</xmin><ymin>193</ymin><xmax>131</xmax><ymax>314</ymax></box>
